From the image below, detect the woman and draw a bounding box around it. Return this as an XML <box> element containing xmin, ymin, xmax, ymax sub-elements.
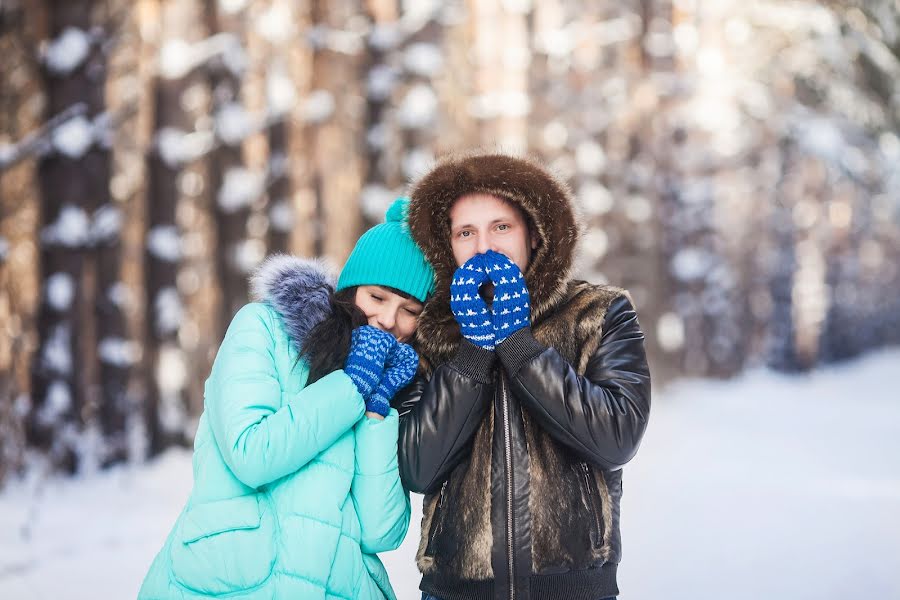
<box><xmin>139</xmin><ymin>197</ymin><xmax>434</xmax><ymax>600</ymax></box>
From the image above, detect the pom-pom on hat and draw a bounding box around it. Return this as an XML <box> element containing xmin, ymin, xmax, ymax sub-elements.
<box><xmin>336</xmin><ymin>197</ymin><xmax>435</xmax><ymax>303</ymax></box>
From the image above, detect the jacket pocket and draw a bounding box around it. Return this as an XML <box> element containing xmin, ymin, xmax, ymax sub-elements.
<box><xmin>169</xmin><ymin>494</ymin><xmax>276</xmax><ymax>595</ymax></box>
<box><xmin>423</xmin><ymin>480</ymin><xmax>448</xmax><ymax>557</ymax></box>
<box><xmin>575</xmin><ymin>462</ymin><xmax>604</xmax><ymax>548</ymax></box>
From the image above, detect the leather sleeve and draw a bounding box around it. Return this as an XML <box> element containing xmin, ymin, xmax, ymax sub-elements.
<box><xmin>495</xmin><ymin>295</ymin><xmax>651</xmax><ymax>470</ymax></box>
<box><xmin>391</xmin><ymin>339</ymin><xmax>495</xmax><ymax>494</ymax></box>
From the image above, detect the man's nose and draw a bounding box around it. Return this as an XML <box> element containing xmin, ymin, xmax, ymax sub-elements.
<box><xmin>477</xmin><ymin>234</ymin><xmax>492</xmax><ymax>255</ymax></box>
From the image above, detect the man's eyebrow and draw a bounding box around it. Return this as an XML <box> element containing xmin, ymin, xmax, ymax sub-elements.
<box><xmin>451</xmin><ymin>218</ymin><xmax>512</xmax><ymax>231</ymax></box>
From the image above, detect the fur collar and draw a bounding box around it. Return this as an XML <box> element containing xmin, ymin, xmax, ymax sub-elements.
<box><xmin>249</xmin><ymin>254</ymin><xmax>336</xmax><ymax>354</ymax></box>
<box><xmin>407</xmin><ymin>150</ymin><xmax>581</xmax><ymax>365</ymax></box>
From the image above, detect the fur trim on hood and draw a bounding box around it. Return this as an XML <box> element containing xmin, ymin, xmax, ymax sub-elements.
<box><xmin>407</xmin><ymin>151</ymin><xmax>580</xmax><ymax>364</ymax></box>
<box><xmin>249</xmin><ymin>254</ymin><xmax>336</xmax><ymax>353</ymax></box>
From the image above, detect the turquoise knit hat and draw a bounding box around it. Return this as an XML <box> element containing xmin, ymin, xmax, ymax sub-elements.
<box><xmin>336</xmin><ymin>197</ymin><xmax>435</xmax><ymax>302</ymax></box>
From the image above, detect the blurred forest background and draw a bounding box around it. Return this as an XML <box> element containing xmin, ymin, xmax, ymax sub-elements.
<box><xmin>0</xmin><ymin>0</ymin><xmax>898</xmax><ymax>483</ymax></box>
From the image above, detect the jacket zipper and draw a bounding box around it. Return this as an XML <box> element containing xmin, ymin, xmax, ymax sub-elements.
<box><xmin>579</xmin><ymin>462</ymin><xmax>603</xmax><ymax>545</ymax></box>
<box><xmin>501</xmin><ymin>375</ymin><xmax>515</xmax><ymax>600</ymax></box>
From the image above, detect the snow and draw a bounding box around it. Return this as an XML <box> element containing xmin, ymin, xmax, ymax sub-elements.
<box><xmin>3</xmin><ymin>349</ymin><xmax>899</xmax><ymax>598</ymax></box>
<box><xmin>98</xmin><ymin>337</ymin><xmax>140</xmax><ymax>367</ymax></box>
<box><xmin>579</xmin><ymin>181</ymin><xmax>614</xmax><ymax>216</ymax></box>
<box><xmin>41</xmin><ymin>205</ymin><xmax>90</xmax><ymax>248</ymax></box>
<box><xmin>218</xmin><ymin>167</ymin><xmax>264</xmax><ymax>213</ymax></box>
<box><xmin>402</xmin><ymin>148</ymin><xmax>434</xmax><ymax>180</ymax></box>
<box><xmin>575</xmin><ymin>140</ymin><xmax>607</xmax><ymax>176</ymax></box>
<box><xmin>360</xmin><ymin>184</ymin><xmax>396</xmax><ymax>222</ymax></box>
<box><xmin>155</xmin><ymin>127</ymin><xmax>215</xmax><ymax>168</ymax></box>
<box><xmin>266</xmin><ymin>67</ymin><xmax>296</xmax><ymax>116</ymax></box>
<box><xmin>158</xmin><ymin>39</ymin><xmax>194</xmax><ymax>80</ymax></box>
<box><xmin>0</xmin><ymin>236</ymin><xmax>8</xmax><ymax>261</ymax></box>
<box><xmin>303</xmin><ymin>90</ymin><xmax>336</xmax><ymax>124</ymax></box>
<box><xmin>216</xmin><ymin>103</ymin><xmax>255</xmax><ymax>146</ymax></box>
<box><xmin>90</xmin><ymin>204</ymin><xmax>122</xmax><ymax>243</ymax></box>
<box><xmin>41</xmin><ymin>325</ymin><xmax>72</xmax><ymax>375</ymax></box>
<box><xmin>35</xmin><ymin>380</ymin><xmax>72</xmax><ymax>428</ymax></box>
<box><xmin>256</xmin><ymin>2</ymin><xmax>293</xmax><ymax>44</ymax></box>
<box><xmin>45</xmin><ymin>273</ymin><xmax>75</xmax><ymax>312</ymax></box>
<box><xmin>268</xmin><ymin>199</ymin><xmax>294</xmax><ymax>233</ymax></box>
<box><xmin>51</xmin><ymin>114</ymin><xmax>94</xmax><ymax>159</ymax></box>
<box><xmin>154</xmin><ymin>288</ymin><xmax>183</xmax><ymax>336</ymax></box>
<box><xmin>397</xmin><ymin>84</ymin><xmax>439</xmax><ymax>129</ymax></box>
<box><xmin>232</xmin><ymin>239</ymin><xmax>266</xmax><ymax>274</ymax></box>
<box><xmin>403</xmin><ymin>43</ymin><xmax>443</xmax><ymax>78</ymax></box>
<box><xmin>671</xmin><ymin>246</ymin><xmax>713</xmax><ymax>282</ymax></box>
<box><xmin>367</xmin><ymin>64</ymin><xmax>398</xmax><ymax>102</ymax></box>
<box><xmin>146</xmin><ymin>225</ymin><xmax>182</xmax><ymax>263</ymax></box>
<box><xmin>44</xmin><ymin>27</ymin><xmax>91</xmax><ymax>75</ymax></box>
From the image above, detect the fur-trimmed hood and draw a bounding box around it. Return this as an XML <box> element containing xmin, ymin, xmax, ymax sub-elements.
<box><xmin>249</xmin><ymin>254</ymin><xmax>335</xmax><ymax>354</ymax></box>
<box><xmin>407</xmin><ymin>151</ymin><xmax>580</xmax><ymax>365</ymax></box>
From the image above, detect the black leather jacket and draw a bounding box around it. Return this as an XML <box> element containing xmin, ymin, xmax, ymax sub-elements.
<box><xmin>394</xmin><ymin>293</ymin><xmax>651</xmax><ymax>600</ymax></box>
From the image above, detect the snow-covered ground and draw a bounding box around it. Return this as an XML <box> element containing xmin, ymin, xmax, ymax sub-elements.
<box><xmin>2</xmin><ymin>349</ymin><xmax>899</xmax><ymax>600</ymax></box>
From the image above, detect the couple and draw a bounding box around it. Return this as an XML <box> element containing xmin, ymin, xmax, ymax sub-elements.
<box><xmin>139</xmin><ymin>152</ymin><xmax>651</xmax><ymax>600</ymax></box>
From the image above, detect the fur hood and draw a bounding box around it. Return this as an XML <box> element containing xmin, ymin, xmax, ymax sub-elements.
<box><xmin>249</xmin><ymin>254</ymin><xmax>336</xmax><ymax>354</ymax></box>
<box><xmin>407</xmin><ymin>151</ymin><xmax>580</xmax><ymax>365</ymax></box>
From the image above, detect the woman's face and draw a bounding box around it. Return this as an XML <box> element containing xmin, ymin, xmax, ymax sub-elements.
<box><xmin>354</xmin><ymin>286</ymin><xmax>423</xmax><ymax>343</ymax></box>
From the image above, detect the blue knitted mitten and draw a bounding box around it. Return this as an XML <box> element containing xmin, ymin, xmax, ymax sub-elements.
<box><xmin>367</xmin><ymin>342</ymin><xmax>419</xmax><ymax>416</ymax></box>
<box><xmin>344</xmin><ymin>325</ymin><xmax>397</xmax><ymax>398</ymax></box>
<box><xmin>450</xmin><ymin>253</ymin><xmax>496</xmax><ymax>350</ymax></box>
<box><xmin>482</xmin><ymin>250</ymin><xmax>530</xmax><ymax>345</ymax></box>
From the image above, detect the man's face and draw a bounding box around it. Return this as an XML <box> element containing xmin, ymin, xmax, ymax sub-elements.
<box><xmin>448</xmin><ymin>193</ymin><xmax>537</xmax><ymax>271</ymax></box>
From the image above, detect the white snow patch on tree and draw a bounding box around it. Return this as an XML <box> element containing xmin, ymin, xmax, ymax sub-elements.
<box><xmin>219</xmin><ymin>0</ymin><xmax>249</xmax><ymax>15</ymax></box>
<box><xmin>402</xmin><ymin>148</ymin><xmax>435</xmax><ymax>179</ymax></box>
<box><xmin>42</xmin><ymin>205</ymin><xmax>91</xmax><ymax>247</ymax></box>
<box><xmin>468</xmin><ymin>91</ymin><xmax>531</xmax><ymax>119</ymax></box>
<box><xmin>398</xmin><ymin>84</ymin><xmax>438</xmax><ymax>129</ymax></box>
<box><xmin>107</xmin><ymin>282</ymin><xmax>132</xmax><ymax>309</ymax></box>
<box><xmin>575</xmin><ymin>141</ymin><xmax>607</xmax><ymax>176</ymax></box>
<box><xmin>43</xmin><ymin>324</ymin><xmax>72</xmax><ymax>375</ymax></box>
<box><xmin>367</xmin><ymin>123</ymin><xmax>388</xmax><ymax>149</ymax></box>
<box><xmin>155</xmin><ymin>127</ymin><xmax>215</xmax><ymax>168</ymax></box>
<box><xmin>671</xmin><ymin>247</ymin><xmax>713</xmax><ymax>282</ymax></box>
<box><xmin>367</xmin><ymin>64</ymin><xmax>397</xmax><ymax>101</ymax></box>
<box><xmin>579</xmin><ymin>181</ymin><xmax>614</xmax><ymax>216</ymax></box>
<box><xmin>369</xmin><ymin>23</ymin><xmax>401</xmax><ymax>51</ymax></box>
<box><xmin>582</xmin><ymin>229</ymin><xmax>609</xmax><ymax>260</ymax></box>
<box><xmin>303</xmin><ymin>90</ymin><xmax>335</xmax><ymax>123</ymax></box>
<box><xmin>158</xmin><ymin>39</ymin><xmax>194</xmax><ymax>80</ymax></box>
<box><xmin>147</xmin><ymin>226</ymin><xmax>182</xmax><ymax>263</ymax></box>
<box><xmin>52</xmin><ymin>115</ymin><xmax>94</xmax><ymax>159</ymax></box>
<box><xmin>37</xmin><ymin>380</ymin><xmax>72</xmax><ymax>426</ymax></box>
<box><xmin>216</xmin><ymin>103</ymin><xmax>254</xmax><ymax>146</ymax></box>
<box><xmin>232</xmin><ymin>239</ymin><xmax>266</xmax><ymax>274</ymax></box>
<box><xmin>256</xmin><ymin>3</ymin><xmax>293</xmax><ymax>43</ymax></box>
<box><xmin>218</xmin><ymin>168</ymin><xmax>264</xmax><ymax>213</ymax></box>
<box><xmin>46</xmin><ymin>273</ymin><xmax>75</xmax><ymax>312</ymax></box>
<box><xmin>360</xmin><ymin>184</ymin><xmax>396</xmax><ymax>222</ymax></box>
<box><xmin>268</xmin><ymin>199</ymin><xmax>294</xmax><ymax>232</ymax></box>
<box><xmin>404</xmin><ymin>43</ymin><xmax>443</xmax><ymax>77</ymax></box>
<box><xmin>157</xmin><ymin>345</ymin><xmax>187</xmax><ymax>433</ymax></box>
<box><xmin>90</xmin><ymin>204</ymin><xmax>122</xmax><ymax>243</ymax></box>
<box><xmin>44</xmin><ymin>27</ymin><xmax>91</xmax><ymax>75</ymax></box>
<box><xmin>0</xmin><ymin>236</ymin><xmax>8</xmax><ymax>261</ymax></box>
<box><xmin>154</xmin><ymin>288</ymin><xmax>183</xmax><ymax>336</ymax></box>
<box><xmin>98</xmin><ymin>337</ymin><xmax>140</xmax><ymax>367</ymax></box>
<box><xmin>266</xmin><ymin>67</ymin><xmax>295</xmax><ymax>116</ymax></box>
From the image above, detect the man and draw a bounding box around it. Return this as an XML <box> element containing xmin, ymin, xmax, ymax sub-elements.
<box><xmin>393</xmin><ymin>151</ymin><xmax>651</xmax><ymax>600</ymax></box>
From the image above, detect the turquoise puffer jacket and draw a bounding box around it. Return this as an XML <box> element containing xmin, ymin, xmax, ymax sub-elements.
<box><xmin>139</xmin><ymin>257</ymin><xmax>411</xmax><ymax>600</ymax></box>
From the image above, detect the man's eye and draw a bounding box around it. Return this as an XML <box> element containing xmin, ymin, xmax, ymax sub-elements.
<box><xmin>458</xmin><ymin>230</ymin><xmax>471</xmax><ymax>238</ymax></box>
<box><xmin>496</xmin><ymin>224</ymin><xmax>510</xmax><ymax>231</ymax></box>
